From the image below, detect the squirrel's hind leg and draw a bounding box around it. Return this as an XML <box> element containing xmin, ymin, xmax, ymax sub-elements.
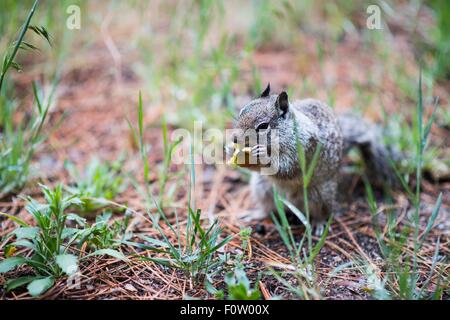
<box><xmin>308</xmin><ymin>179</ymin><xmax>338</xmax><ymax>235</ymax></box>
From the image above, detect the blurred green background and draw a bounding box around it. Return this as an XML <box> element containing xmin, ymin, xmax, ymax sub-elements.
<box><xmin>1</xmin><ymin>0</ymin><xmax>449</xmax><ymax>184</ymax></box>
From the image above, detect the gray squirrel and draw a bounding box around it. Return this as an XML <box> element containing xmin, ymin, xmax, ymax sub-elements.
<box><xmin>227</xmin><ymin>83</ymin><xmax>400</xmax><ymax>228</ymax></box>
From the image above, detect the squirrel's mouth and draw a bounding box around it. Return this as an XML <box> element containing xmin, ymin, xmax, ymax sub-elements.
<box><xmin>225</xmin><ymin>143</ymin><xmax>268</xmax><ymax>169</ymax></box>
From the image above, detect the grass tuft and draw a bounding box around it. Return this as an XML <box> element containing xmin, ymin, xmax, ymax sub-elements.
<box><xmin>0</xmin><ymin>184</ymin><xmax>129</xmax><ymax>297</ymax></box>
<box><xmin>0</xmin><ymin>0</ymin><xmax>53</xmax><ymax>198</ymax></box>
<box><xmin>362</xmin><ymin>72</ymin><xmax>447</xmax><ymax>299</ymax></box>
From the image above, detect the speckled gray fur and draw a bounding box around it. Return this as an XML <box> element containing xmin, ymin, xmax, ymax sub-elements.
<box><xmin>233</xmin><ymin>89</ymin><xmax>398</xmax><ymax>224</ymax></box>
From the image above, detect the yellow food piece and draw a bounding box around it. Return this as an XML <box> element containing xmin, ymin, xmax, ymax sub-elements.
<box><xmin>227</xmin><ymin>143</ymin><xmax>251</xmax><ymax>166</ymax></box>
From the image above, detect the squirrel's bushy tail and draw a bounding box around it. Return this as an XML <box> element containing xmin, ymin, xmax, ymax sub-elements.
<box><xmin>337</xmin><ymin>113</ymin><xmax>401</xmax><ymax>188</ymax></box>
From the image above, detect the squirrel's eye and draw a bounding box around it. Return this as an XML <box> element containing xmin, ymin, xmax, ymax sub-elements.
<box><xmin>256</xmin><ymin>122</ymin><xmax>269</xmax><ymax>131</ymax></box>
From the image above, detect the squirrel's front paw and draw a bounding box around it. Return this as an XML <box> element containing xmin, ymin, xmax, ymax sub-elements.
<box><xmin>224</xmin><ymin>144</ymin><xmax>234</xmax><ymax>158</ymax></box>
<box><xmin>251</xmin><ymin>144</ymin><xmax>270</xmax><ymax>164</ymax></box>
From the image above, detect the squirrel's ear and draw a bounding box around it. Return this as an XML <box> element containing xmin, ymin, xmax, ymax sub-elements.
<box><xmin>260</xmin><ymin>83</ymin><xmax>270</xmax><ymax>98</ymax></box>
<box><xmin>276</xmin><ymin>91</ymin><xmax>289</xmax><ymax>117</ymax></box>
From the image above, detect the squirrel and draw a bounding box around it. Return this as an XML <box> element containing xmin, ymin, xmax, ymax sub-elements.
<box><xmin>227</xmin><ymin>83</ymin><xmax>399</xmax><ymax>230</ymax></box>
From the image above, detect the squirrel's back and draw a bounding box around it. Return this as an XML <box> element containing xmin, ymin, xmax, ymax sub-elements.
<box><xmin>281</xmin><ymin>98</ymin><xmax>399</xmax><ymax>187</ymax></box>
<box><xmin>290</xmin><ymin>98</ymin><xmax>343</xmax><ymax>178</ymax></box>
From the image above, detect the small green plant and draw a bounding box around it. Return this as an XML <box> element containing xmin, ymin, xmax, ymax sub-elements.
<box><xmin>0</xmin><ymin>86</ymin><xmax>51</xmax><ymax>197</ymax></box>
<box><xmin>269</xmin><ymin>188</ymin><xmax>331</xmax><ymax>300</ymax></box>
<box><xmin>268</xmin><ymin>135</ymin><xmax>330</xmax><ymax>300</ymax></box>
<box><xmin>67</xmin><ymin>210</ymin><xmax>133</xmax><ymax>250</ymax></box>
<box><xmin>363</xmin><ymin>73</ymin><xmax>447</xmax><ymax>299</ymax></box>
<box><xmin>158</xmin><ymin>118</ymin><xmax>183</xmax><ymax>207</ymax></box>
<box><xmin>127</xmin><ymin>93</ymin><xmax>183</xmax><ymax>209</ymax></box>
<box><xmin>0</xmin><ymin>184</ymin><xmax>82</xmax><ymax>296</ymax></box>
<box><xmin>64</xmin><ymin>157</ymin><xmax>128</xmax><ymax>213</ymax></box>
<box><xmin>0</xmin><ymin>0</ymin><xmax>51</xmax><ymax>93</ymax></box>
<box><xmin>207</xmin><ymin>265</ymin><xmax>261</xmax><ymax>300</ymax></box>
<box><xmin>224</xmin><ymin>267</ymin><xmax>261</xmax><ymax>300</ymax></box>
<box><xmin>205</xmin><ymin>227</ymin><xmax>261</xmax><ymax>300</ymax></box>
<box><xmin>382</xmin><ymin>109</ymin><xmax>442</xmax><ymax>177</ymax></box>
<box><xmin>0</xmin><ymin>0</ymin><xmax>53</xmax><ymax>198</ymax></box>
<box><xmin>127</xmin><ymin>93</ymin><xmax>233</xmax><ymax>286</ymax></box>
<box><xmin>127</xmin><ymin>205</ymin><xmax>233</xmax><ymax>286</ymax></box>
<box><xmin>0</xmin><ymin>184</ymin><xmax>128</xmax><ymax>297</ymax></box>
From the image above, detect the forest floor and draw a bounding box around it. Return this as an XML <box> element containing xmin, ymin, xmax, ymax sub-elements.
<box><xmin>0</xmin><ymin>2</ymin><xmax>449</xmax><ymax>300</ymax></box>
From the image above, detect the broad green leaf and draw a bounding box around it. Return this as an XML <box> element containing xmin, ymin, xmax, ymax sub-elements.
<box><xmin>6</xmin><ymin>276</ymin><xmax>36</xmax><ymax>291</ymax></box>
<box><xmin>61</xmin><ymin>227</ymin><xmax>80</xmax><ymax>240</ymax></box>
<box><xmin>0</xmin><ymin>211</ymin><xmax>29</xmax><ymax>227</ymax></box>
<box><xmin>0</xmin><ymin>257</ymin><xmax>26</xmax><ymax>273</ymax></box>
<box><xmin>12</xmin><ymin>226</ymin><xmax>39</xmax><ymax>239</ymax></box>
<box><xmin>66</xmin><ymin>213</ymin><xmax>86</xmax><ymax>226</ymax></box>
<box><xmin>11</xmin><ymin>239</ymin><xmax>35</xmax><ymax>250</ymax></box>
<box><xmin>56</xmin><ymin>254</ymin><xmax>78</xmax><ymax>275</ymax></box>
<box><xmin>27</xmin><ymin>276</ymin><xmax>54</xmax><ymax>297</ymax></box>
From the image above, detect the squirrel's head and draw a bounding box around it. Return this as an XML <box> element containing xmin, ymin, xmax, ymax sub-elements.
<box><xmin>227</xmin><ymin>83</ymin><xmax>294</xmax><ymax>173</ymax></box>
<box><xmin>232</xmin><ymin>83</ymin><xmax>292</xmax><ymax>146</ymax></box>
<box><xmin>234</xmin><ymin>83</ymin><xmax>290</xmax><ymax>132</ymax></box>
